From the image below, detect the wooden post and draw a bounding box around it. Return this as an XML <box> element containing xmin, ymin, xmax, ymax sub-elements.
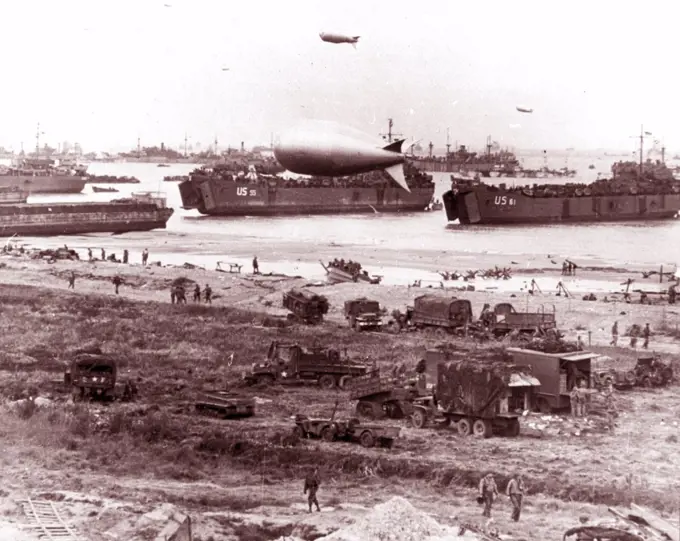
<box><xmin>588</xmin><ymin>331</ymin><xmax>592</xmax><ymax>347</ymax></box>
<box><xmin>661</xmin><ymin>265</ymin><xmax>664</xmax><ymax>284</ymax></box>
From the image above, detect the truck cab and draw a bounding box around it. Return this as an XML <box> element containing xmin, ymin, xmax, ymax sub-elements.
<box><xmin>344</xmin><ymin>298</ymin><xmax>383</xmax><ymax>331</ymax></box>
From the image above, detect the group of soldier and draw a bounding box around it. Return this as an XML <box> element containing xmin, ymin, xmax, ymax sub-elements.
<box><xmin>561</xmin><ymin>260</ymin><xmax>578</xmax><ymax>276</ymax></box>
<box><xmin>171</xmin><ymin>283</ymin><xmax>212</xmax><ymax>304</ymax></box>
<box><xmin>86</xmin><ymin>247</ymin><xmax>150</xmax><ymax>266</ymax></box>
<box><xmin>609</xmin><ymin>321</ymin><xmax>651</xmax><ymax>349</ymax></box>
<box><xmin>328</xmin><ymin>258</ymin><xmax>363</xmax><ymax>276</ymax></box>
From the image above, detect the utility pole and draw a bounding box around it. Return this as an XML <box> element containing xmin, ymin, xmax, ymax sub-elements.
<box><xmin>379</xmin><ymin>118</ymin><xmax>403</xmax><ymax>143</ymax></box>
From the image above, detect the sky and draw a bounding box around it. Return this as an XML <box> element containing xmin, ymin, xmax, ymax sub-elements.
<box><xmin>1</xmin><ymin>0</ymin><xmax>679</xmax><ymax>153</ymax></box>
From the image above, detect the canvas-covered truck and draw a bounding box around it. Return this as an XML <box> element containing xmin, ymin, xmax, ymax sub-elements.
<box><xmin>506</xmin><ymin>347</ymin><xmax>597</xmax><ymax>413</ymax></box>
<box><xmin>400</xmin><ymin>295</ymin><xmax>473</xmax><ymax>334</ymax></box>
<box><xmin>282</xmin><ymin>288</ymin><xmax>330</xmax><ymax>324</ymax></box>
<box><xmin>410</xmin><ymin>348</ymin><xmax>540</xmax><ymax>437</ymax></box>
<box><xmin>243</xmin><ymin>340</ymin><xmax>369</xmax><ymax>389</ymax></box>
<box><xmin>344</xmin><ymin>298</ymin><xmax>383</xmax><ymax>331</ymax></box>
<box><xmin>480</xmin><ymin>303</ymin><xmax>557</xmax><ymax>336</ymax></box>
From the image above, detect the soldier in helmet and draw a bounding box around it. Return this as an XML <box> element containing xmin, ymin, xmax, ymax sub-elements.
<box><xmin>303</xmin><ymin>468</ymin><xmax>321</xmax><ymax>513</ymax></box>
<box><xmin>478</xmin><ymin>473</ymin><xmax>498</xmax><ymax>518</ymax></box>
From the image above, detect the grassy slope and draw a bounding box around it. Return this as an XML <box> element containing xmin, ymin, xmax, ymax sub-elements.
<box><xmin>3</xmin><ymin>283</ymin><xmax>680</xmax><ymax>540</ymax></box>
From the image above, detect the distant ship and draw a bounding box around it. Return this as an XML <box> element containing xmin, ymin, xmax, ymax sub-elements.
<box><xmin>0</xmin><ymin>157</ymin><xmax>87</xmax><ymax>194</ymax></box>
<box><xmin>411</xmin><ymin>136</ymin><xmax>520</xmax><ymax>176</ymax></box>
<box><xmin>443</xmin><ymin>159</ymin><xmax>680</xmax><ymax>225</ymax></box>
<box><xmin>0</xmin><ymin>191</ymin><xmax>173</xmax><ymax>235</ymax></box>
<box><xmin>178</xmin><ymin>161</ymin><xmax>435</xmax><ymax>216</ymax></box>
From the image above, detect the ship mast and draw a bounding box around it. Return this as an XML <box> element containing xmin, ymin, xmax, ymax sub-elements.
<box><xmin>35</xmin><ymin>123</ymin><xmax>41</xmax><ymax>158</ymax></box>
<box><xmin>446</xmin><ymin>128</ymin><xmax>451</xmax><ymax>156</ymax></box>
<box><xmin>379</xmin><ymin>118</ymin><xmax>402</xmax><ymax>144</ymax></box>
<box><xmin>639</xmin><ymin>125</ymin><xmax>644</xmax><ymax>178</ymax></box>
<box><xmin>184</xmin><ymin>133</ymin><xmax>188</xmax><ymax>157</ymax></box>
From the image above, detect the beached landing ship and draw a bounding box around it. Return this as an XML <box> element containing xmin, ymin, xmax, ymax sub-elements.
<box><xmin>0</xmin><ymin>190</ymin><xmax>173</xmax><ymax>235</ymax></box>
<box><xmin>443</xmin><ymin>159</ymin><xmax>680</xmax><ymax>225</ymax></box>
<box><xmin>178</xmin><ymin>162</ymin><xmax>435</xmax><ymax>216</ymax></box>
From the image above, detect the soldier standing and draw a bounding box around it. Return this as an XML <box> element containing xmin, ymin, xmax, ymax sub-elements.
<box><xmin>101</xmin><ymin>248</ymin><xmax>106</xmax><ymax>261</ymax></box>
<box><xmin>610</xmin><ymin>321</ymin><xmax>618</xmax><ymax>346</ymax></box>
<box><xmin>204</xmin><ymin>284</ymin><xmax>212</xmax><ymax>304</ymax></box>
<box><xmin>87</xmin><ymin>248</ymin><xmax>93</xmax><ymax>261</ymax></box>
<box><xmin>570</xmin><ymin>382</ymin><xmax>582</xmax><ymax>418</ymax></box>
<box><xmin>576</xmin><ymin>336</ymin><xmax>584</xmax><ymax>351</ymax></box>
<box><xmin>68</xmin><ymin>272</ymin><xmax>76</xmax><ymax>289</ymax></box>
<box><xmin>478</xmin><ymin>473</ymin><xmax>498</xmax><ymax>518</ymax></box>
<box><xmin>506</xmin><ymin>474</ymin><xmax>525</xmax><ymax>522</ymax></box>
<box><xmin>643</xmin><ymin>323</ymin><xmax>651</xmax><ymax>349</ymax></box>
<box><xmin>253</xmin><ymin>256</ymin><xmax>260</xmax><ymax>275</ymax></box>
<box><xmin>123</xmin><ymin>249</ymin><xmax>129</xmax><ymax>264</ymax></box>
<box><xmin>303</xmin><ymin>468</ymin><xmax>321</xmax><ymax>513</ymax></box>
<box><xmin>112</xmin><ymin>275</ymin><xmax>122</xmax><ymax>294</ymax></box>
<box><xmin>142</xmin><ymin>248</ymin><xmax>149</xmax><ymax>266</ymax></box>
<box><xmin>193</xmin><ymin>283</ymin><xmax>201</xmax><ymax>302</ymax></box>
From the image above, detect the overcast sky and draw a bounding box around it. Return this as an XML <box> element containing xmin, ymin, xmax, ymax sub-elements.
<box><xmin>2</xmin><ymin>0</ymin><xmax>679</xmax><ymax>153</ymax></box>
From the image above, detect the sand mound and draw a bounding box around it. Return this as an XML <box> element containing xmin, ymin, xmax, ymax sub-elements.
<box><xmin>314</xmin><ymin>496</ymin><xmax>470</xmax><ymax>541</ymax></box>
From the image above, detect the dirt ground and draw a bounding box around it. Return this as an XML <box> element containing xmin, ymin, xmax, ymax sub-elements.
<box><xmin>0</xmin><ymin>249</ymin><xmax>679</xmax><ymax>540</ymax></box>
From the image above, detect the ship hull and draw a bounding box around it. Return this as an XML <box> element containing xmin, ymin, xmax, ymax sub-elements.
<box><xmin>0</xmin><ymin>175</ymin><xmax>86</xmax><ymax>194</ymax></box>
<box><xmin>443</xmin><ymin>189</ymin><xmax>680</xmax><ymax>224</ymax></box>
<box><xmin>0</xmin><ymin>202</ymin><xmax>173</xmax><ymax>236</ymax></box>
<box><xmin>179</xmin><ymin>179</ymin><xmax>434</xmax><ymax>216</ymax></box>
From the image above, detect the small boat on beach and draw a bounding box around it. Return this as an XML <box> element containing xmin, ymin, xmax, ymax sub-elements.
<box><xmin>92</xmin><ymin>186</ymin><xmax>119</xmax><ymax>193</ymax></box>
<box><xmin>320</xmin><ymin>259</ymin><xmax>382</xmax><ymax>285</ymax></box>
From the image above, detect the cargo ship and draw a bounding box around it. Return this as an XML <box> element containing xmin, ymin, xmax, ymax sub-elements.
<box><xmin>178</xmin><ymin>162</ymin><xmax>435</xmax><ymax>216</ymax></box>
<box><xmin>0</xmin><ymin>191</ymin><xmax>173</xmax><ymax>236</ymax></box>
<box><xmin>0</xmin><ymin>157</ymin><xmax>88</xmax><ymax>194</ymax></box>
<box><xmin>443</xmin><ymin>158</ymin><xmax>680</xmax><ymax>225</ymax></box>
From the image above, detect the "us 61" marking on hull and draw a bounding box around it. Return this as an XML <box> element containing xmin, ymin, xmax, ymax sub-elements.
<box><xmin>236</xmin><ymin>187</ymin><xmax>258</xmax><ymax>197</ymax></box>
<box><xmin>494</xmin><ymin>196</ymin><xmax>516</xmax><ymax>206</ymax></box>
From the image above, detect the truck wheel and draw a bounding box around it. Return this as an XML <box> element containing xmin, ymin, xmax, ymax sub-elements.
<box><xmin>338</xmin><ymin>375</ymin><xmax>351</xmax><ymax>390</ymax></box>
<box><xmin>356</xmin><ymin>401</ymin><xmax>374</xmax><ymax>418</ymax></box>
<box><xmin>411</xmin><ymin>409</ymin><xmax>427</xmax><ymax>429</ymax></box>
<box><xmin>293</xmin><ymin>425</ymin><xmax>305</xmax><ymax>439</ymax></box>
<box><xmin>472</xmin><ymin>419</ymin><xmax>492</xmax><ymax>438</ymax></box>
<box><xmin>457</xmin><ymin>418</ymin><xmax>472</xmax><ymax>436</ymax></box>
<box><xmin>321</xmin><ymin>426</ymin><xmax>336</xmax><ymax>442</ymax></box>
<box><xmin>360</xmin><ymin>431</ymin><xmax>375</xmax><ymax>448</ymax></box>
<box><xmin>318</xmin><ymin>375</ymin><xmax>336</xmax><ymax>390</ymax></box>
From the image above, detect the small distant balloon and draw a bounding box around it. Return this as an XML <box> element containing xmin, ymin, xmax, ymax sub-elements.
<box><xmin>516</xmin><ymin>106</ymin><xmax>533</xmax><ymax>113</ymax></box>
<box><xmin>319</xmin><ymin>32</ymin><xmax>360</xmax><ymax>49</ymax></box>
<box><xmin>221</xmin><ymin>68</ymin><xmax>230</xmax><ymax>71</ymax></box>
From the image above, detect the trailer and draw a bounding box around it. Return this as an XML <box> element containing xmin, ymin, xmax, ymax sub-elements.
<box><xmin>243</xmin><ymin>340</ymin><xmax>368</xmax><ymax>389</ymax></box>
<box><xmin>194</xmin><ymin>391</ymin><xmax>255</xmax><ymax>418</ymax></box>
<box><xmin>506</xmin><ymin>347</ymin><xmax>597</xmax><ymax>413</ymax></box>
<box><xmin>410</xmin><ymin>348</ymin><xmax>539</xmax><ymax>437</ymax></box>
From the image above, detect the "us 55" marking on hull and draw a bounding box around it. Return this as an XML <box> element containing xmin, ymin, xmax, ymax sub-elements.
<box><xmin>236</xmin><ymin>187</ymin><xmax>258</xmax><ymax>197</ymax></box>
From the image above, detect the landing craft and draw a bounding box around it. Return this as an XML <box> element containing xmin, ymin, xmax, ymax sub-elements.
<box><xmin>319</xmin><ymin>32</ymin><xmax>360</xmax><ymax>49</ymax></box>
<box><xmin>273</xmin><ymin>120</ymin><xmax>411</xmax><ymax>192</ymax></box>
<box><xmin>516</xmin><ymin>106</ymin><xmax>533</xmax><ymax>113</ymax></box>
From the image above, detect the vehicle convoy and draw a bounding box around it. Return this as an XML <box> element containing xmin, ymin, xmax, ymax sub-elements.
<box><xmin>344</xmin><ymin>298</ymin><xmax>384</xmax><ymax>331</ymax></box>
<box><xmin>479</xmin><ymin>303</ymin><xmax>557</xmax><ymax>336</ymax></box>
<box><xmin>293</xmin><ymin>413</ymin><xmax>400</xmax><ymax>448</ymax></box>
<box><xmin>282</xmin><ymin>288</ymin><xmax>330</xmax><ymax>324</ymax></box>
<box><xmin>65</xmin><ymin>354</ymin><xmax>137</xmax><ymax>402</ymax></box>
<box><xmin>194</xmin><ymin>391</ymin><xmax>255</xmax><ymax>418</ymax></box>
<box><xmin>443</xmin><ymin>151</ymin><xmax>680</xmax><ymax>225</ymax></box>
<box><xmin>409</xmin><ymin>348</ymin><xmax>540</xmax><ymax>437</ymax></box>
<box><xmin>178</xmin><ymin>161</ymin><xmax>435</xmax><ymax>217</ymax></box>
<box><xmin>394</xmin><ymin>295</ymin><xmax>473</xmax><ymax>334</ymax></box>
<box><xmin>243</xmin><ymin>341</ymin><xmax>368</xmax><ymax>389</ymax></box>
<box><xmin>506</xmin><ymin>347</ymin><xmax>597</xmax><ymax>413</ymax></box>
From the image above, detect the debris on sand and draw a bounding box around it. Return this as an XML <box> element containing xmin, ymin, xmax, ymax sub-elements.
<box><xmin>312</xmin><ymin>496</ymin><xmax>471</xmax><ymax>541</ymax></box>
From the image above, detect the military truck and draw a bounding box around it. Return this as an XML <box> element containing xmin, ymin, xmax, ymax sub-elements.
<box><xmin>344</xmin><ymin>298</ymin><xmax>383</xmax><ymax>331</ymax></box>
<box><xmin>243</xmin><ymin>341</ymin><xmax>368</xmax><ymax>389</ymax></box>
<box><xmin>506</xmin><ymin>347</ymin><xmax>597</xmax><ymax>413</ymax></box>
<box><xmin>65</xmin><ymin>354</ymin><xmax>137</xmax><ymax>402</ymax></box>
<box><xmin>399</xmin><ymin>295</ymin><xmax>473</xmax><ymax>334</ymax></box>
<box><xmin>282</xmin><ymin>288</ymin><xmax>330</xmax><ymax>324</ymax></box>
<box><xmin>349</xmin><ymin>370</ymin><xmax>427</xmax><ymax>419</ymax></box>
<box><xmin>410</xmin><ymin>348</ymin><xmax>539</xmax><ymax>437</ymax></box>
<box><xmin>480</xmin><ymin>303</ymin><xmax>557</xmax><ymax>336</ymax></box>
